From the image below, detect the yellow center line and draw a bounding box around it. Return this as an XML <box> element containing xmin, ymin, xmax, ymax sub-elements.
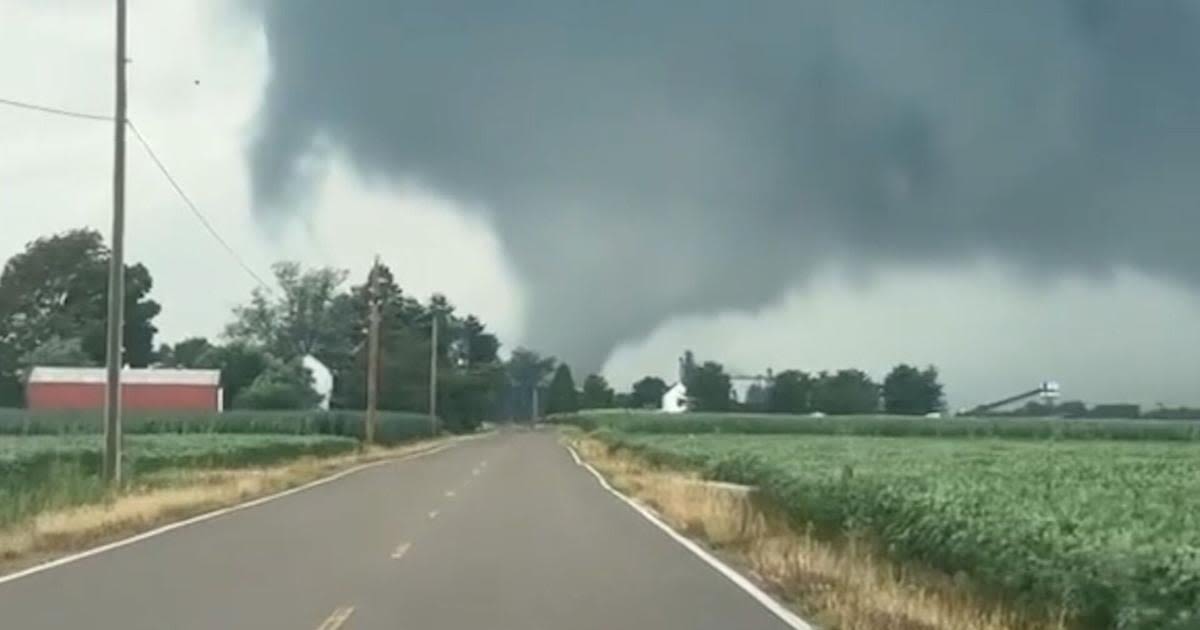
<box><xmin>316</xmin><ymin>605</ymin><xmax>355</xmax><ymax>630</ymax></box>
<box><xmin>391</xmin><ymin>542</ymin><xmax>412</xmax><ymax>560</ymax></box>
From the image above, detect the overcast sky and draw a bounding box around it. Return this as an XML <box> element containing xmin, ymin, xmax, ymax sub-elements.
<box><xmin>3</xmin><ymin>1</ymin><xmax>1199</xmax><ymax>408</ymax></box>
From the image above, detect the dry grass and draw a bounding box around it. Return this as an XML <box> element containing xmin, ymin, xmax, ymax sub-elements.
<box><xmin>0</xmin><ymin>439</ymin><xmax>454</xmax><ymax>574</ymax></box>
<box><xmin>571</xmin><ymin>437</ymin><xmax>1068</xmax><ymax>630</ymax></box>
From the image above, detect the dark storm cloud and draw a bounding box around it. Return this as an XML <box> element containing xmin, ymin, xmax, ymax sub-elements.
<box><xmin>249</xmin><ymin>0</ymin><xmax>1200</xmax><ymax>368</ymax></box>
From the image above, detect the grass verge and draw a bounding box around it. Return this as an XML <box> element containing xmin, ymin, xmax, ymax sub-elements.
<box><xmin>568</xmin><ymin>435</ymin><xmax>1066</xmax><ymax>630</ymax></box>
<box><xmin>0</xmin><ymin>438</ymin><xmax>454</xmax><ymax>577</ymax></box>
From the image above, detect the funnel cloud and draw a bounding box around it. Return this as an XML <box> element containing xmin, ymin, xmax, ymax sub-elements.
<box><xmin>250</xmin><ymin>1</ymin><xmax>1200</xmax><ymax>369</ymax></box>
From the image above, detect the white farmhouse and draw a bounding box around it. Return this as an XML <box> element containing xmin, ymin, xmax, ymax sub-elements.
<box><xmin>661</xmin><ymin>382</ymin><xmax>689</xmax><ymax>413</ymax></box>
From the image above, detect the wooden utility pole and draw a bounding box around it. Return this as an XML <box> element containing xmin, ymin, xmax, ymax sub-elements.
<box><xmin>428</xmin><ymin>307</ymin><xmax>439</xmax><ymax>437</ymax></box>
<box><xmin>365</xmin><ymin>257</ymin><xmax>382</xmax><ymax>446</ymax></box>
<box><xmin>103</xmin><ymin>0</ymin><xmax>128</xmax><ymax>484</ymax></box>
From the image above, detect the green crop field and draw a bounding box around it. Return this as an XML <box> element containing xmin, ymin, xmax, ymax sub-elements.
<box><xmin>559</xmin><ymin>410</ymin><xmax>1200</xmax><ymax>441</ymax></box>
<box><xmin>597</xmin><ymin>431</ymin><xmax>1200</xmax><ymax>629</ymax></box>
<box><xmin>0</xmin><ymin>433</ymin><xmax>357</xmax><ymax>529</ymax></box>
<box><xmin>0</xmin><ymin>408</ymin><xmax>432</xmax><ymax>445</ymax></box>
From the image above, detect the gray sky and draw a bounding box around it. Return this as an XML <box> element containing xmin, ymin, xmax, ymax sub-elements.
<box><xmin>2</xmin><ymin>1</ymin><xmax>1199</xmax><ymax>408</ymax></box>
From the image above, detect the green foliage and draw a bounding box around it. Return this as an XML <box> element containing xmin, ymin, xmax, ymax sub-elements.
<box><xmin>233</xmin><ymin>358</ymin><xmax>321</xmax><ymax>410</ymax></box>
<box><xmin>21</xmin><ymin>336</ymin><xmax>95</xmax><ymax>367</ymax></box>
<box><xmin>0</xmin><ymin>408</ymin><xmax>431</xmax><ymax>443</ymax></box>
<box><xmin>767</xmin><ymin>369</ymin><xmax>812</xmax><ymax>413</ymax></box>
<box><xmin>882</xmin><ymin>364</ymin><xmax>943</xmax><ymax>415</ymax></box>
<box><xmin>0</xmin><ymin>229</ymin><xmax>161</xmax><ymax>387</ymax></box>
<box><xmin>225</xmin><ymin>262</ymin><xmax>352</xmax><ymax>364</ymax></box>
<box><xmin>545</xmin><ymin>364</ymin><xmax>579</xmax><ymax>414</ymax></box>
<box><xmin>580</xmin><ymin>374</ymin><xmax>615</xmax><ymax>409</ymax></box>
<box><xmin>0</xmin><ymin>434</ymin><xmax>356</xmax><ymax>529</ymax></box>
<box><xmin>601</xmin><ymin>432</ymin><xmax>1200</xmax><ymax>629</ymax></box>
<box><xmin>689</xmin><ymin>361</ymin><xmax>732</xmax><ymax>412</ymax></box>
<box><xmin>566</xmin><ymin>411</ymin><xmax>1200</xmax><ymax>441</ymax></box>
<box><xmin>197</xmin><ymin>342</ymin><xmax>269</xmax><ymax>410</ymax></box>
<box><xmin>630</xmin><ymin>376</ymin><xmax>668</xmax><ymax>409</ymax></box>
<box><xmin>163</xmin><ymin>337</ymin><xmax>214</xmax><ymax>368</ymax></box>
<box><xmin>812</xmin><ymin>369</ymin><xmax>879</xmax><ymax>414</ymax></box>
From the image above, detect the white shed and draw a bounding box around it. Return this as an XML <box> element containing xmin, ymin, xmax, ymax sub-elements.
<box><xmin>661</xmin><ymin>382</ymin><xmax>689</xmax><ymax>414</ymax></box>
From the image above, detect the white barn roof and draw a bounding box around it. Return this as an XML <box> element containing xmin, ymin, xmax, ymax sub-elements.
<box><xmin>28</xmin><ymin>367</ymin><xmax>220</xmax><ymax>387</ymax></box>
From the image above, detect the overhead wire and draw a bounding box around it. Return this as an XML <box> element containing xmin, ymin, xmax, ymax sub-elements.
<box><xmin>0</xmin><ymin>95</ymin><xmax>112</xmax><ymax>122</ymax></box>
<box><xmin>1</xmin><ymin>93</ymin><xmax>275</xmax><ymax>293</ymax></box>
<box><xmin>125</xmin><ymin>119</ymin><xmax>274</xmax><ymax>292</ymax></box>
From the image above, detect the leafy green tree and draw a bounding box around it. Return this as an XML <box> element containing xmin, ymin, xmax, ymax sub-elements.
<box><xmin>768</xmin><ymin>370</ymin><xmax>813</xmax><ymax>414</ymax></box>
<box><xmin>630</xmin><ymin>376</ymin><xmax>668</xmax><ymax>409</ymax></box>
<box><xmin>458</xmin><ymin>315</ymin><xmax>500</xmax><ymax>367</ymax></box>
<box><xmin>545</xmin><ymin>364</ymin><xmax>579</xmax><ymax>414</ymax></box>
<box><xmin>0</xmin><ymin>229</ymin><xmax>161</xmax><ymax>374</ymax></box>
<box><xmin>439</xmin><ymin>363</ymin><xmax>505</xmax><ymax>432</ymax></box>
<box><xmin>613</xmin><ymin>392</ymin><xmax>634</xmax><ymax>408</ymax></box>
<box><xmin>163</xmin><ymin>337</ymin><xmax>213</xmax><ymax>368</ymax></box>
<box><xmin>22</xmin><ymin>337</ymin><xmax>95</xmax><ymax>367</ymax></box>
<box><xmin>882</xmin><ymin>364</ymin><xmax>943</xmax><ymax>415</ymax></box>
<box><xmin>225</xmin><ymin>262</ymin><xmax>352</xmax><ymax>365</ymax></box>
<box><xmin>506</xmin><ymin>348</ymin><xmax>556</xmax><ymax>420</ymax></box>
<box><xmin>233</xmin><ymin>358</ymin><xmax>320</xmax><ymax>410</ymax></box>
<box><xmin>813</xmin><ymin>369</ymin><xmax>879</xmax><ymax>415</ymax></box>
<box><xmin>198</xmin><ymin>342</ymin><xmax>270</xmax><ymax>410</ymax></box>
<box><xmin>581</xmin><ymin>374</ymin><xmax>615</xmax><ymax>409</ymax></box>
<box><xmin>690</xmin><ymin>361</ymin><xmax>733</xmax><ymax>412</ymax></box>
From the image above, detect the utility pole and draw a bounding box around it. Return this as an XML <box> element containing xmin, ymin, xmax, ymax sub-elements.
<box><xmin>103</xmin><ymin>0</ymin><xmax>128</xmax><ymax>485</ymax></box>
<box><xmin>365</xmin><ymin>257</ymin><xmax>381</xmax><ymax>447</ymax></box>
<box><xmin>428</xmin><ymin>306</ymin><xmax>439</xmax><ymax>437</ymax></box>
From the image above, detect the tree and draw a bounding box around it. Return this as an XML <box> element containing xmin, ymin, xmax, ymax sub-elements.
<box><xmin>882</xmin><ymin>364</ymin><xmax>943</xmax><ymax>415</ymax></box>
<box><xmin>630</xmin><ymin>376</ymin><xmax>668</xmax><ymax>409</ymax></box>
<box><xmin>0</xmin><ymin>229</ymin><xmax>161</xmax><ymax>375</ymax></box>
<box><xmin>225</xmin><ymin>262</ymin><xmax>352</xmax><ymax>365</ymax></box>
<box><xmin>581</xmin><ymin>374</ymin><xmax>615</xmax><ymax>409</ymax></box>
<box><xmin>198</xmin><ymin>342</ymin><xmax>270</xmax><ymax>410</ymax></box>
<box><xmin>22</xmin><ymin>337</ymin><xmax>95</xmax><ymax>367</ymax></box>
<box><xmin>690</xmin><ymin>361</ymin><xmax>732</xmax><ymax>412</ymax></box>
<box><xmin>458</xmin><ymin>315</ymin><xmax>500</xmax><ymax>367</ymax></box>
<box><xmin>812</xmin><ymin>369</ymin><xmax>879</xmax><ymax>415</ymax></box>
<box><xmin>233</xmin><ymin>358</ymin><xmax>320</xmax><ymax>410</ymax></box>
<box><xmin>545</xmin><ymin>364</ymin><xmax>579</xmax><ymax>414</ymax></box>
<box><xmin>767</xmin><ymin>370</ymin><xmax>813</xmax><ymax>414</ymax></box>
<box><xmin>163</xmin><ymin>337</ymin><xmax>213</xmax><ymax>368</ymax></box>
<box><xmin>506</xmin><ymin>348</ymin><xmax>556</xmax><ymax>420</ymax></box>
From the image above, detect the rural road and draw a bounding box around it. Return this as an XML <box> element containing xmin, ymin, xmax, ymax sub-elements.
<box><xmin>0</xmin><ymin>429</ymin><xmax>796</xmax><ymax>629</ymax></box>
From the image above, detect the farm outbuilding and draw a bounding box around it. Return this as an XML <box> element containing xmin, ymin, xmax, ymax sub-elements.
<box><xmin>26</xmin><ymin>367</ymin><xmax>222</xmax><ymax>412</ymax></box>
<box><xmin>661</xmin><ymin>382</ymin><xmax>689</xmax><ymax>413</ymax></box>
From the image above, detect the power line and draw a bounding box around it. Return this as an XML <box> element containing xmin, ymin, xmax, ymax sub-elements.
<box><xmin>0</xmin><ymin>94</ymin><xmax>274</xmax><ymax>294</ymax></box>
<box><xmin>126</xmin><ymin>119</ymin><xmax>274</xmax><ymax>292</ymax></box>
<box><xmin>0</xmin><ymin>96</ymin><xmax>111</xmax><ymax>122</ymax></box>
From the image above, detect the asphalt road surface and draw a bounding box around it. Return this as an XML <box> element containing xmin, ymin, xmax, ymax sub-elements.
<box><xmin>0</xmin><ymin>430</ymin><xmax>796</xmax><ymax>629</ymax></box>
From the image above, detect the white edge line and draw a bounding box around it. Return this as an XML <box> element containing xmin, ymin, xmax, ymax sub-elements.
<box><xmin>0</xmin><ymin>441</ymin><xmax>459</xmax><ymax>587</ymax></box>
<box><xmin>564</xmin><ymin>443</ymin><xmax>816</xmax><ymax>630</ymax></box>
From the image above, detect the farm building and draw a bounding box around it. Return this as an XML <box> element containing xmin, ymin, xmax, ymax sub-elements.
<box><xmin>661</xmin><ymin>382</ymin><xmax>689</xmax><ymax>413</ymax></box>
<box><xmin>26</xmin><ymin>367</ymin><xmax>222</xmax><ymax>412</ymax></box>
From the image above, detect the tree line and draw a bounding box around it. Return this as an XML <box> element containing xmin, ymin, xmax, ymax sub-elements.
<box><xmin>0</xmin><ymin>229</ymin><xmax>516</xmax><ymax>432</ymax></box>
<box><xmin>536</xmin><ymin>350</ymin><xmax>944</xmax><ymax>417</ymax></box>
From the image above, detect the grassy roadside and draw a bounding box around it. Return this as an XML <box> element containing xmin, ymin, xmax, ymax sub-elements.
<box><xmin>0</xmin><ymin>437</ymin><xmax>456</xmax><ymax>577</ymax></box>
<box><xmin>567</xmin><ymin>434</ymin><xmax>1066</xmax><ymax>630</ymax></box>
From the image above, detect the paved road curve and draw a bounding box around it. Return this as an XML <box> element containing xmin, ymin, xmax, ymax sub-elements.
<box><xmin>0</xmin><ymin>430</ymin><xmax>795</xmax><ymax>629</ymax></box>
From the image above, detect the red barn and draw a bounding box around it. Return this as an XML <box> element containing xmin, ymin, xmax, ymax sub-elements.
<box><xmin>26</xmin><ymin>367</ymin><xmax>222</xmax><ymax>412</ymax></box>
